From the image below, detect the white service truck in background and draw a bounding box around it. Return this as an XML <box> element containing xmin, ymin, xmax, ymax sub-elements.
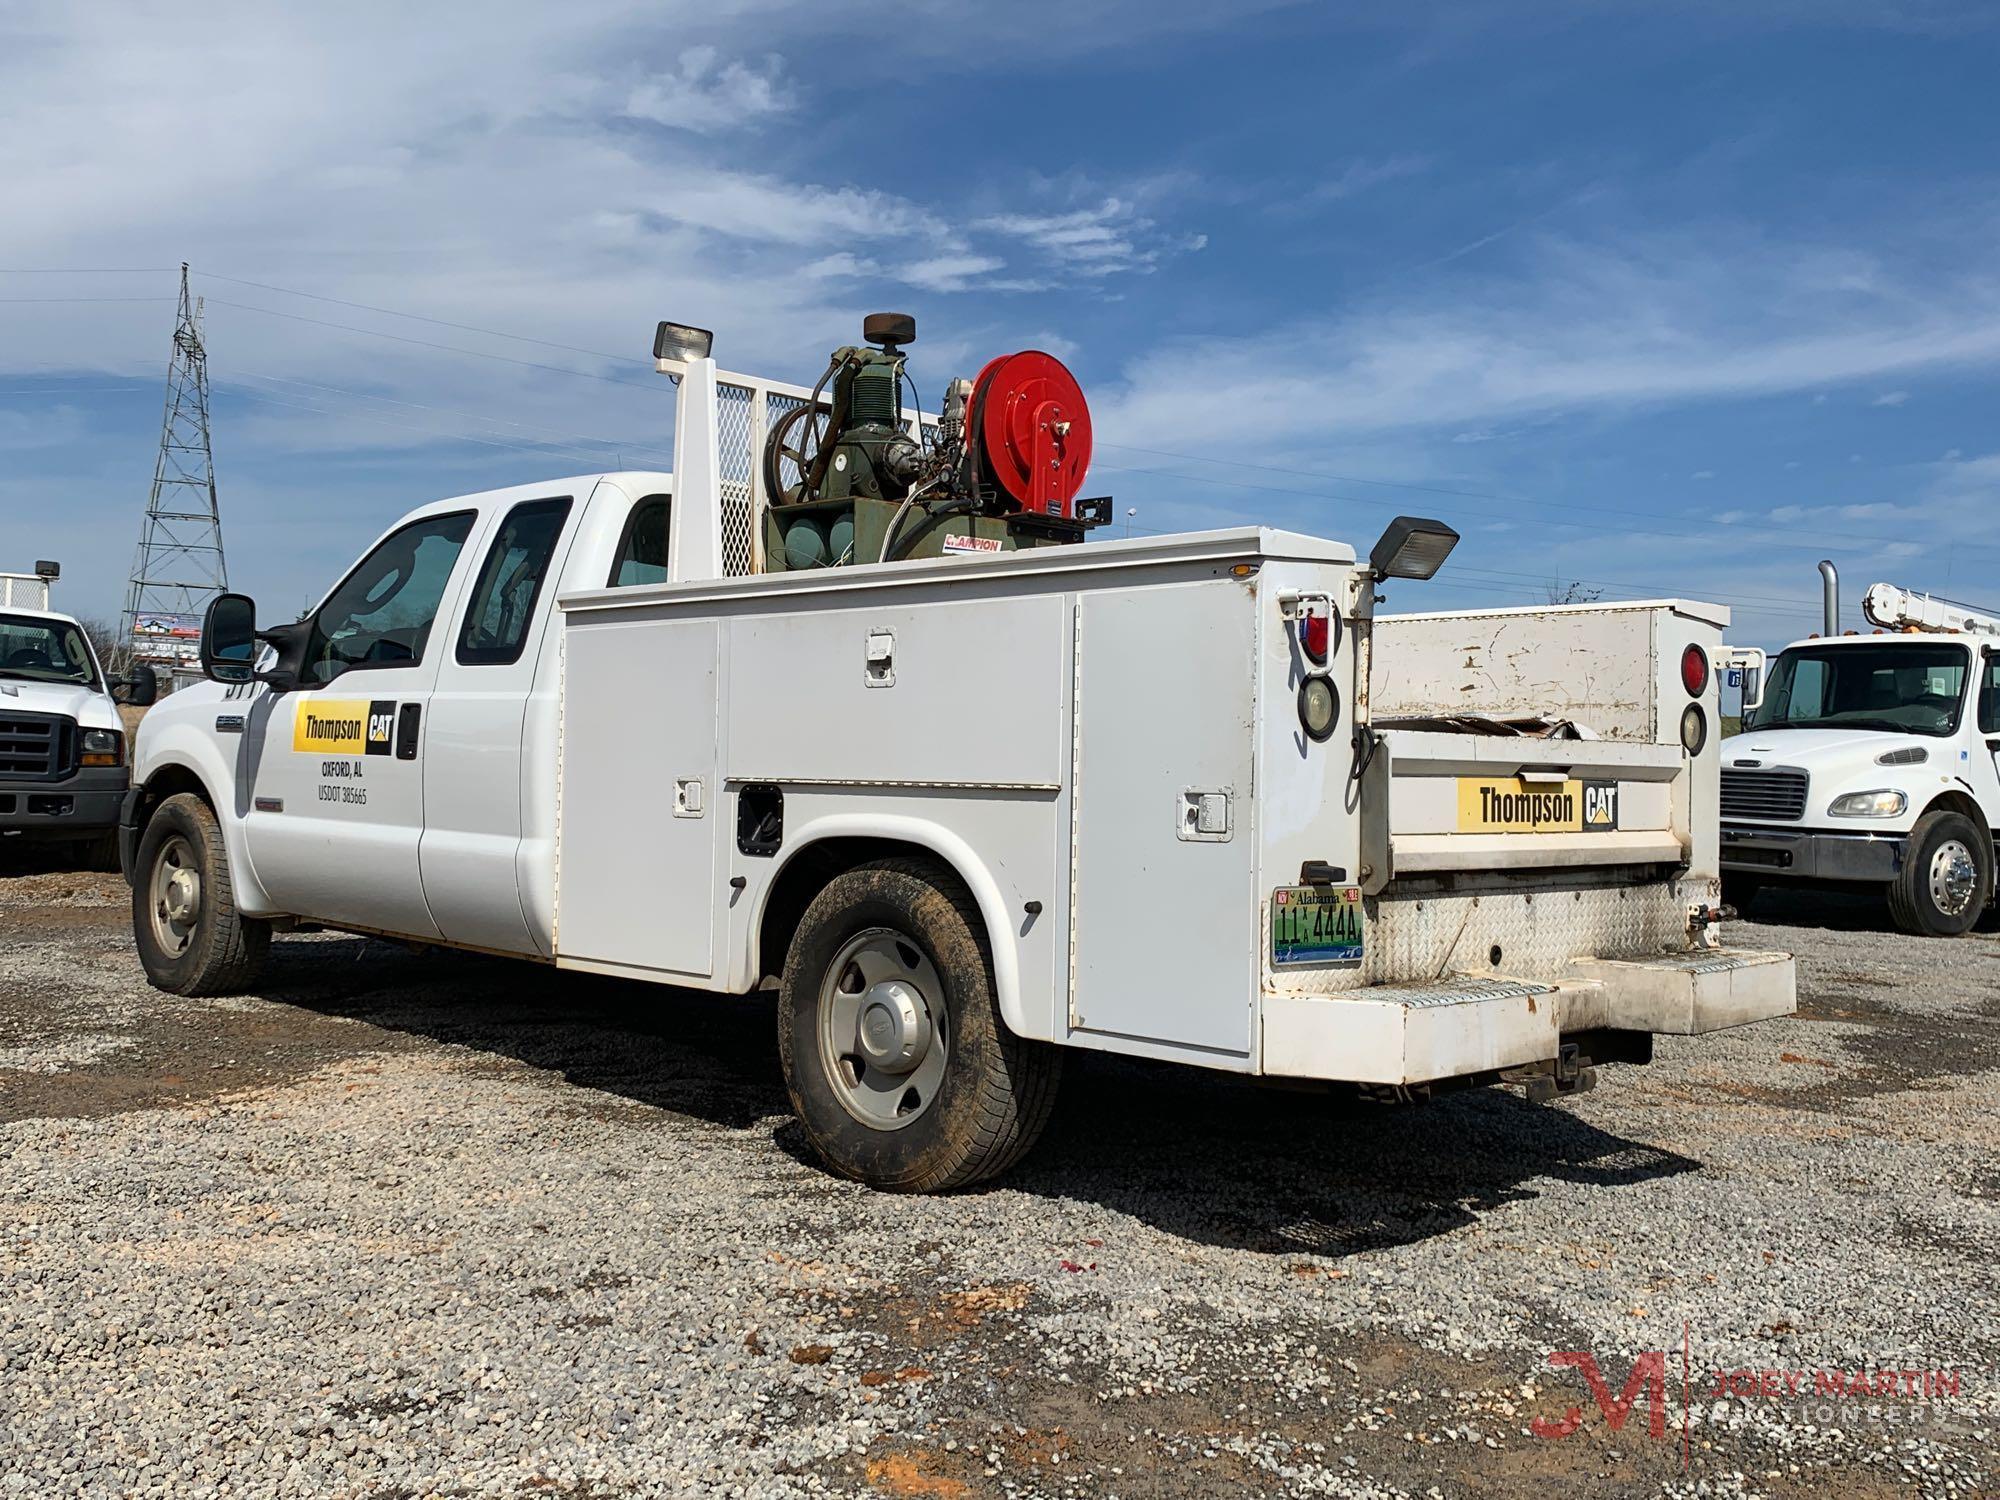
<box><xmin>1721</xmin><ymin>567</ymin><xmax>2000</xmax><ymax>935</ymax></box>
<box><xmin>120</xmin><ymin>316</ymin><xmax>1794</xmax><ymax>1191</ymax></box>
<box><xmin>2</xmin><ymin>563</ymin><xmax>156</xmax><ymax>867</ymax></box>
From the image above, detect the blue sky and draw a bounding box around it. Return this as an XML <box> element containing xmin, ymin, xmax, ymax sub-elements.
<box><xmin>4</xmin><ymin>0</ymin><xmax>1999</xmax><ymax>646</ymax></box>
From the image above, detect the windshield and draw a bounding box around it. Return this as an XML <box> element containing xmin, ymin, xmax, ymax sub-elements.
<box><xmin>1746</xmin><ymin>641</ymin><xmax>1969</xmax><ymax>737</ymax></box>
<box><xmin>0</xmin><ymin>613</ymin><xmax>99</xmax><ymax>688</ymax></box>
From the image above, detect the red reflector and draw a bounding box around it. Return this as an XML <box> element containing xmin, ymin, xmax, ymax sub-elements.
<box><xmin>1680</xmin><ymin>644</ymin><xmax>1709</xmax><ymax>697</ymax></box>
<box><xmin>1302</xmin><ymin>612</ymin><xmax>1330</xmax><ymax>662</ymax></box>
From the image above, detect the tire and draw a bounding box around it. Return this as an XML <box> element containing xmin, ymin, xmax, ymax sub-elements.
<box><xmin>777</xmin><ymin>858</ymin><xmax>1060</xmax><ymax>1192</ymax></box>
<box><xmin>1886</xmin><ymin>809</ymin><xmax>1992</xmax><ymax>937</ymax></box>
<box><xmin>131</xmin><ymin>792</ymin><xmax>271</xmax><ymax>995</ymax></box>
<box><xmin>1720</xmin><ymin>874</ymin><xmax>1762</xmax><ymax>916</ymax></box>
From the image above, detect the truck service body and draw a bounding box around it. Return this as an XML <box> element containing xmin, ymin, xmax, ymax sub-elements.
<box><xmin>122</xmin><ymin>335</ymin><xmax>1795</xmax><ymax>1189</ymax></box>
<box><xmin>1721</xmin><ymin>577</ymin><xmax>2000</xmax><ymax>935</ymax></box>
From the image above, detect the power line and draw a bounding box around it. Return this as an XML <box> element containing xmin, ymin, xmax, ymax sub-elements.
<box><xmin>193</xmin><ymin>269</ymin><xmax>645</xmax><ymax>367</ymax></box>
<box><xmin>222</xmin><ymin>386</ymin><xmax>650</xmax><ymax>468</ymax></box>
<box><xmin>0</xmin><ymin>296</ymin><xmax>176</xmax><ymax>304</ymax></box>
<box><xmin>200</xmin><ymin>297</ymin><xmax>662</xmax><ymax>391</ymax></box>
<box><xmin>221</xmin><ymin>367</ymin><xmax>675</xmax><ymax>463</ymax></box>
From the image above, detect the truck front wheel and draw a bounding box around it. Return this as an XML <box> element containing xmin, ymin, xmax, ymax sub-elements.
<box><xmin>132</xmin><ymin>792</ymin><xmax>271</xmax><ymax>995</ymax></box>
<box><xmin>1886</xmin><ymin>809</ymin><xmax>1992</xmax><ymax>937</ymax></box>
<box><xmin>777</xmin><ymin>858</ymin><xmax>1060</xmax><ymax>1192</ymax></box>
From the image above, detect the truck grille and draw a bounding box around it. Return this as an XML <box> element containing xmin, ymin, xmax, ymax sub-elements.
<box><xmin>0</xmin><ymin>712</ymin><xmax>74</xmax><ymax>781</ymax></box>
<box><xmin>1721</xmin><ymin>767</ymin><xmax>1808</xmax><ymax>821</ymax></box>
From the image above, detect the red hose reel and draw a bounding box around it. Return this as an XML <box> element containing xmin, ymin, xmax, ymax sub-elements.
<box><xmin>968</xmin><ymin>350</ymin><xmax>1094</xmax><ymax>520</ymax></box>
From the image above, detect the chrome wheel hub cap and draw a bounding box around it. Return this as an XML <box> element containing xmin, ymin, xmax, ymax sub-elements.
<box><xmin>1930</xmin><ymin>839</ymin><xmax>1977</xmax><ymax>917</ymax></box>
<box><xmin>149</xmin><ymin>834</ymin><xmax>203</xmax><ymax>957</ymax></box>
<box><xmin>818</xmin><ymin>929</ymin><xmax>947</xmax><ymax>1131</ymax></box>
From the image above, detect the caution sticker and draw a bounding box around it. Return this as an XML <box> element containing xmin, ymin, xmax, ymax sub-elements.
<box><xmin>294</xmin><ymin>699</ymin><xmax>397</xmax><ymax>755</ymax></box>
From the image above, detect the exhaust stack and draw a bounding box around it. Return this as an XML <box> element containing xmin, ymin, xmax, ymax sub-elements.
<box><xmin>1818</xmin><ymin>559</ymin><xmax>1839</xmax><ymax>636</ymax></box>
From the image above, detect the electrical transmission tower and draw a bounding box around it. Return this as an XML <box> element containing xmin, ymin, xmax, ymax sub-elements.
<box><xmin>122</xmin><ymin>262</ymin><xmax>228</xmax><ymax>668</ymax></box>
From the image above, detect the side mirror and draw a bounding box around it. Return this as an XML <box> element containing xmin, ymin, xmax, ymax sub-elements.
<box><xmin>200</xmin><ymin>593</ymin><xmax>259</xmax><ymax>684</ymax></box>
<box><xmin>112</xmin><ymin>669</ymin><xmax>159</xmax><ymax>707</ymax></box>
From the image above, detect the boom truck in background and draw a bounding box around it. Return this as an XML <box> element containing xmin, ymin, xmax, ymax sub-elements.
<box><xmin>119</xmin><ymin>313</ymin><xmax>1794</xmax><ymax>1191</ymax></box>
<box><xmin>2</xmin><ymin>562</ymin><xmax>156</xmax><ymax>868</ymax></box>
<box><xmin>1721</xmin><ymin>562</ymin><xmax>2000</xmax><ymax>935</ymax></box>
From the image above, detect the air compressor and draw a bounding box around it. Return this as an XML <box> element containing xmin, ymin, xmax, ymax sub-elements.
<box><xmin>760</xmin><ymin>313</ymin><xmax>1108</xmax><ymax>569</ymax></box>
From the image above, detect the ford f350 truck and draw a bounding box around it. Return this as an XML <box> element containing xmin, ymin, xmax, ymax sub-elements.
<box><xmin>120</xmin><ymin>317</ymin><xmax>1794</xmax><ymax>1191</ymax></box>
<box><xmin>2</xmin><ymin>564</ymin><xmax>156</xmax><ymax>867</ymax></box>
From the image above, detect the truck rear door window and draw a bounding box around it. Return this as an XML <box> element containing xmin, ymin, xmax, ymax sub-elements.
<box><xmin>608</xmin><ymin>496</ymin><xmax>670</xmax><ymax>587</ymax></box>
<box><xmin>456</xmin><ymin>497</ymin><xmax>574</xmax><ymax>666</ymax></box>
<box><xmin>306</xmin><ymin>511</ymin><xmax>475</xmax><ymax>685</ymax></box>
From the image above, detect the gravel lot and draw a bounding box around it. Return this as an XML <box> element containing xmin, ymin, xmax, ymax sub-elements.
<box><xmin>2</xmin><ymin>855</ymin><xmax>1996</xmax><ymax>1499</ymax></box>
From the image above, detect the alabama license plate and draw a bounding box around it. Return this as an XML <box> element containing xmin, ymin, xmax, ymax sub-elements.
<box><xmin>1271</xmin><ymin>885</ymin><xmax>1364</xmax><ymax>967</ymax></box>
<box><xmin>1456</xmin><ymin>777</ymin><xmax>1619</xmax><ymax>833</ymax></box>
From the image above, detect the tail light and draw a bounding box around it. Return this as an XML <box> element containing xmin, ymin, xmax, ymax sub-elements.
<box><xmin>1301</xmin><ymin>611</ymin><xmax>1331</xmax><ymax>663</ymax></box>
<box><xmin>1680</xmin><ymin>644</ymin><xmax>1709</xmax><ymax>697</ymax></box>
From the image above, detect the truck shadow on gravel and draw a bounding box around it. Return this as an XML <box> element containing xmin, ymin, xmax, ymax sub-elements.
<box><xmin>270</xmin><ymin>937</ymin><xmax>1700</xmax><ymax>1259</ymax></box>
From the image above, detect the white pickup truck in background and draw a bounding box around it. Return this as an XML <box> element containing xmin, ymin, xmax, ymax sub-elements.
<box><xmin>2</xmin><ymin>563</ymin><xmax>157</xmax><ymax>867</ymax></box>
<box><xmin>1721</xmin><ymin>566</ymin><xmax>2000</xmax><ymax>935</ymax></box>
<box><xmin>120</xmin><ymin>316</ymin><xmax>1794</xmax><ymax>1191</ymax></box>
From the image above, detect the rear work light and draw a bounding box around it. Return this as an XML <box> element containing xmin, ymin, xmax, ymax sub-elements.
<box><xmin>1680</xmin><ymin>643</ymin><xmax>1709</xmax><ymax>697</ymax></box>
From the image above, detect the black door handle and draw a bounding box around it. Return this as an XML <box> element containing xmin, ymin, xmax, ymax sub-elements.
<box><xmin>396</xmin><ymin>703</ymin><xmax>421</xmax><ymax>760</ymax></box>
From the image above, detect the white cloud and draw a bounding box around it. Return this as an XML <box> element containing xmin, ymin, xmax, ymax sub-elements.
<box><xmin>624</xmin><ymin>47</ymin><xmax>795</xmax><ymax>133</ymax></box>
<box><xmin>979</xmin><ymin>198</ymin><xmax>1181</xmax><ymax>278</ymax></box>
<box><xmin>1691</xmin><ymin>469</ymin><xmax>1715</xmax><ymax>480</ymax></box>
<box><xmin>892</xmin><ymin>255</ymin><xmax>1009</xmax><ymax>294</ymax></box>
<box><xmin>1095</xmin><ymin>228</ymin><xmax>2000</xmax><ymax>451</ymax></box>
<box><xmin>1872</xmin><ymin>389</ymin><xmax>1910</xmax><ymax>406</ymax></box>
<box><xmin>1307</xmin><ymin>154</ymin><xmax>1431</xmax><ymax>203</ymax></box>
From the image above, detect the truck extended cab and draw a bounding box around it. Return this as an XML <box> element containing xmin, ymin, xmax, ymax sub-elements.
<box><xmin>2</xmin><ymin>570</ymin><xmax>155</xmax><ymax>866</ymax></box>
<box><xmin>122</xmin><ymin>345</ymin><xmax>1795</xmax><ymax>1191</ymax></box>
<box><xmin>1721</xmin><ymin>580</ymin><xmax>2000</xmax><ymax>935</ymax></box>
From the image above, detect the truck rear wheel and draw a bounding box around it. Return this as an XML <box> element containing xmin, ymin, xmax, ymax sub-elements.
<box><xmin>132</xmin><ymin>792</ymin><xmax>271</xmax><ymax>995</ymax></box>
<box><xmin>1887</xmin><ymin>809</ymin><xmax>1991</xmax><ymax>937</ymax></box>
<box><xmin>777</xmin><ymin>857</ymin><xmax>1060</xmax><ymax>1192</ymax></box>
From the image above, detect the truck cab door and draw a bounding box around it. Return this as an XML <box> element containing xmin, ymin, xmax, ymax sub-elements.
<box><xmin>418</xmin><ymin>491</ymin><xmax>581</xmax><ymax>954</ymax></box>
<box><xmin>1979</xmin><ymin>650</ymin><xmax>2000</xmax><ymax>804</ymax></box>
<box><xmin>241</xmin><ymin>506</ymin><xmax>483</xmax><ymax>937</ymax></box>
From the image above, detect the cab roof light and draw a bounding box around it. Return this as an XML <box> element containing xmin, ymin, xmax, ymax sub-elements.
<box><xmin>1369</xmin><ymin>517</ymin><xmax>1459</xmax><ymax>581</ymax></box>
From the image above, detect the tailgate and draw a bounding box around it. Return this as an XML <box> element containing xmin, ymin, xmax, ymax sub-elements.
<box><xmin>1378</xmin><ymin>728</ymin><xmax>1685</xmax><ymax>875</ymax></box>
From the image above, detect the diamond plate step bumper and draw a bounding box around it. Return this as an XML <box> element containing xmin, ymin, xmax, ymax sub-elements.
<box><xmin>1259</xmin><ymin>948</ymin><xmax>1795</xmax><ymax>1084</ymax></box>
<box><xmin>1563</xmin><ymin>948</ymin><xmax>1796</xmax><ymax>1035</ymax></box>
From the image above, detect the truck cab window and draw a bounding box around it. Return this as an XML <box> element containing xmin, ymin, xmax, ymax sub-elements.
<box><xmin>1981</xmin><ymin>654</ymin><xmax>2000</xmax><ymax>735</ymax></box>
<box><xmin>608</xmin><ymin>495</ymin><xmax>671</xmax><ymax>586</ymax></box>
<box><xmin>457</xmin><ymin>497</ymin><xmax>573</xmax><ymax>666</ymax></box>
<box><xmin>306</xmin><ymin>511</ymin><xmax>475</xmax><ymax>685</ymax></box>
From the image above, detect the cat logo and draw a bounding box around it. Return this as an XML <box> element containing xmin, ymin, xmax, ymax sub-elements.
<box><xmin>1582</xmin><ymin>780</ymin><xmax>1619</xmax><ymax>830</ymax></box>
<box><xmin>292</xmin><ymin>698</ymin><xmax>401</xmax><ymax>754</ymax></box>
<box><xmin>365</xmin><ymin>701</ymin><xmax>396</xmax><ymax>756</ymax></box>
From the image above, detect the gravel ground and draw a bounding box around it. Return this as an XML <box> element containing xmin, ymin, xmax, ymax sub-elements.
<box><xmin>2</xmin><ymin>854</ymin><xmax>1996</xmax><ymax>1499</ymax></box>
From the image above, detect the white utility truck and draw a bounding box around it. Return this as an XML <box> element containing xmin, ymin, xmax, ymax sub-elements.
<box><xmin>2</xmin><ymin>562</ymin><xmax>156</xmax><ymax>867</ymax></box>
<box><xmin>122</xmin><ymin>315</ymin><xmax>1794</xmax><ymax>1190</ymax></box>
<box><xmin>1721</xmin><ymin>564</ymin><xmax>2000</xmax><ymax>935</ymax></box>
